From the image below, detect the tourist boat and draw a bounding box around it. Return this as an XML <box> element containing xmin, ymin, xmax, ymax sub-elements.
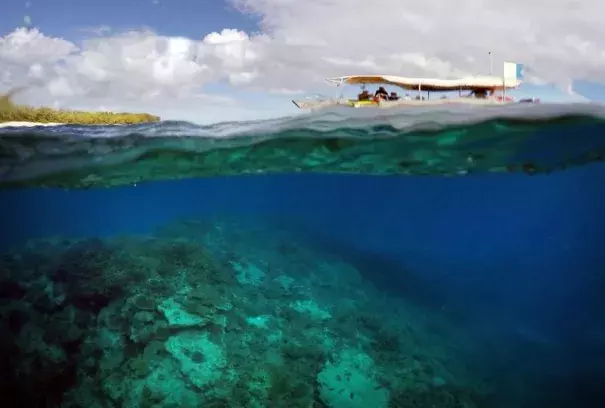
<box><xmin>292</xmin><ymin>61</ymin><xmax>539</xmax><ymax>110</ymax></box>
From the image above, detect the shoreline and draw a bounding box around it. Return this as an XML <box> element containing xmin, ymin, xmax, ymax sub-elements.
<box><xmin>0</xmin><ymin>121</ymin><xmax>65</xmax><ymax>128</ymax></box>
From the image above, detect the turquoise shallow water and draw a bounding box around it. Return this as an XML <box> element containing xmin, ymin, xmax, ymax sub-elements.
<box><xmin>2</xmin><ymin>103</ymin><xmax>605</xmax><ymax>188</ymax></box>
<box><xmin>1</xmin><ymin>104</ymin><xmax>605</xmax><ymax>407</ymax></box>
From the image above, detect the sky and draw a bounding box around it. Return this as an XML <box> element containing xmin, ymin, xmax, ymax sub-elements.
<box><xmin>0</xmin><ymin>0</ymin><xmax>603</xmax><ymax>124</ymax></box>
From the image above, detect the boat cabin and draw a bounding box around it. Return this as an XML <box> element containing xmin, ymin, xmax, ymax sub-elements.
<box><xmin>325</xmin><ymin>73</ymin><xmax>522</xmax><ymax>103</ymax></box>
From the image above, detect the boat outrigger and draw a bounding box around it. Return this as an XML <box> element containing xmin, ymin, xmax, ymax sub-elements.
<box><xmin>292</xmin><ymin>61</ymin><xmax>539</xmax><ymax>110</ymax></box>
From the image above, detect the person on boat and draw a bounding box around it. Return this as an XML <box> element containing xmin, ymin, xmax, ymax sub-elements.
<box><xmin>473</xmin><ymin>89</ymin><xmax>488</xmax><ymax>99</ymax></box>
<box><xmin>375</xmin><ymin>86</ymin><xmax>389</xmax><ymax>99</ymax></box>
<box><xmin>358</xmin><ymin>86</ymin><xmax>371</xmax><ymax>101</ymax></box>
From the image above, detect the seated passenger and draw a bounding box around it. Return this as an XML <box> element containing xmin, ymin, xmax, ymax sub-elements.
<box><xmin>375</xmin><ymin>86</ymin><xmax>389</xmax><ymax>99</ymax></box>
<box><xmin>474</xmin><ymin>89</ymin><xmax>488</xmax><ymax>99</ymax></box>
<box><xmin>358</xmin><ymin>89</ymin><xmax>371</xmax><ymax>101</ymax></box>
<box><xmin>388</xmin><ymin>92</ymin><xmax>399</xmax><ymax>100</ymax></box>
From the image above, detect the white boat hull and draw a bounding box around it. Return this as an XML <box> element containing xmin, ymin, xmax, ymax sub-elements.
<box><xmin>292</xmin><ymin>97</ymin><xmax>531</xmax><ymax>111</ymax></box>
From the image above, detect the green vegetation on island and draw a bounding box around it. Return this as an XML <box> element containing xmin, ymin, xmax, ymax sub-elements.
<box><xmin>0</xmin><ymin>93</ymin><xmax>160</xmax><ymax>125</ymax></box>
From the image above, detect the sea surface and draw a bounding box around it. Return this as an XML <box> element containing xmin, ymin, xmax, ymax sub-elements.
<box><xmin>1</xmin><ymin>103</ymin><xmax>605</xmax><ymax>408</ymax></box>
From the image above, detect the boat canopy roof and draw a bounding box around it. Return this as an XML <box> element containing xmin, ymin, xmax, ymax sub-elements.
<box><xmin>325</xmin><ymin>75</ymin><xmax>522</xmax><ymax>91</ymax></box>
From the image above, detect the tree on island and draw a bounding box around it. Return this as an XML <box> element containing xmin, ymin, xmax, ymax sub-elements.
<box><xmin>0</xmin><ymin>89</ymin><xmax>160</xmax><ymax>125</ymax></box>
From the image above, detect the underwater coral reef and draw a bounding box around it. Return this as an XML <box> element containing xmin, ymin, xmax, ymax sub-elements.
<box><xmin>0</xmin><ymin>218</ymin><xmax>492</xmax><ymax>408</ymax></box>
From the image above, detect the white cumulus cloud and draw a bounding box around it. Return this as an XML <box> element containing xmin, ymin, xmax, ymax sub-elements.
<box><xmin>229</xmin><ymin>0</ymin><xmax>605</xmax><ymax>87</ymax></box>
<box><xmin>0</xmin><ymin>27</ymin><xmax>76</xmax><ymax>65</ymax></box>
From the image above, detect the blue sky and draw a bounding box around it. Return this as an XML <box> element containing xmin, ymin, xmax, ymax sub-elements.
<box><xmin>0</xmin><ymin>0</ymin><xmax>601</xmax><ymax>123</ymax></box>
<box><xmin>572</xmin><ymin>81</ymin><xmax>605</xmax><ymax>102</ymax></box>
<box><xmin>1</xmin><ymin>0</ymin><xmax>259</xmax><ymax>39</ymax></box>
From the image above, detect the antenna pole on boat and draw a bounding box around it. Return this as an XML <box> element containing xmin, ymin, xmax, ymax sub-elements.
<box><xmin>489</xmin><ymin>51</ymin><xmax>492</xmax><ymax>75</ymax></box>
<box><xmin>337</xmin><ymin>78</ymin><xmax>345</xmax><ymax>99</ymax></box>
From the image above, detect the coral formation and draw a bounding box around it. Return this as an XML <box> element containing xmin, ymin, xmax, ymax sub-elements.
<box><xmin>0</xmin><ymin>219</ymin><xmax>491</xmax><ymax>407</ymax></box>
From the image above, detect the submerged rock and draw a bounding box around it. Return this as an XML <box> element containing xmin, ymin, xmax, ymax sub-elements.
<box><xmin>158</xmin><ymin>297</ymin><xmax>207</xmax><ymax>328</ymax></box>
<box><xmin>165</xmin><ymin>330</ymin><xmax>230</xmax><ymax>390</ymax></box>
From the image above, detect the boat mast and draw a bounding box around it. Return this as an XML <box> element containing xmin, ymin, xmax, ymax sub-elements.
<box><xmin>489</xmin><ymin>51</ymin><xmax>493</xmax><ymax>75</ymax></box>
<box><xmin>335</xmin><ymin>78</ymin><xmax>345</xmax><ymax>100</ymax></box>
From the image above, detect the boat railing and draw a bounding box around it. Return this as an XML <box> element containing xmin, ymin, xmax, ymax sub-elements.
<box><xmin>298</xmin><ymin>93</ymin><xmax>333</xmax><ymax>102</ymax></box>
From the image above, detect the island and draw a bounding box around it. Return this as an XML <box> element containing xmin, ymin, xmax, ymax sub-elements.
<box><xmin>0</xmin><ymin>93</ymin><xmax>160</xmax><ymax>125</ymax></box>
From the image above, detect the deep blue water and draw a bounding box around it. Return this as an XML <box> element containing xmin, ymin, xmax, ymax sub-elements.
<box><xmin>1</xmin><ymin>107</ymin><xmax>605</xmax><ymax>407</ymax></box>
